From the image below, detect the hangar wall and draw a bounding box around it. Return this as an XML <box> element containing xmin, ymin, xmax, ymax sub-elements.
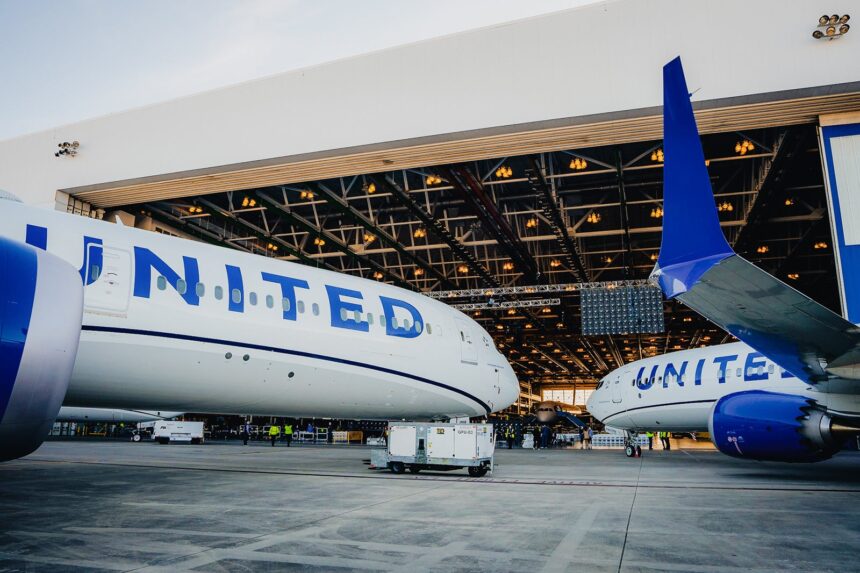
<box><xmin>0</xmin><ymin>0</ymin><xmax>857</xmax><ymax>207</ymax></box>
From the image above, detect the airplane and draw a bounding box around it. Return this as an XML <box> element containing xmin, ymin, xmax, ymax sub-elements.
<box><xmin>528</xmin><ymin>401</ymin><xmax>587</xmax><ymax>426</ymax></box>
<box><xmin>587</xmin><ymin>56</ymin><xmax>860</xmax><ymax>462</ymax></box>
<box><xmin>0</xmin><ymin>194</ymin><xmax>520</xmax><ymax>462</ymax></box>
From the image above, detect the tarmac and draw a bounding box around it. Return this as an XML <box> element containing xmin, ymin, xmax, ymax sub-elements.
<box><xmin>2</xmin><ymin>440</ymin><xmax>860</xmax><ymax>572</ymax></box>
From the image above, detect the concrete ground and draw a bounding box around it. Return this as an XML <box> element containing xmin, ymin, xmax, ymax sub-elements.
<box><xmin>2</xmin><ymin>441</ymin><xmax>859</xmax><ymax>572</ymax></box>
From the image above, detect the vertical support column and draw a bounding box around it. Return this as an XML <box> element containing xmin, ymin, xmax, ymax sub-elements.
<box><xmin>818</xmin><ymin>112</ymin><xmax>860</xmax><ymax>323</ymax></box>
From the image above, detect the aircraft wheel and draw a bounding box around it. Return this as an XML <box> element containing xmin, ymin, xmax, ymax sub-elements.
<box><xmin>132</xmin><ymin>434</ymin><xmax>141</xmax><ymax>442</ymax></box>
<box><xmin>389</xmin><ymin>462</ymin><xmax>405</xmax><ymax>474</ymax></box>
<box><xmin>625</xmin><ymin>445</ymin><xmax>635</xmax><ymax>457</ymax></box>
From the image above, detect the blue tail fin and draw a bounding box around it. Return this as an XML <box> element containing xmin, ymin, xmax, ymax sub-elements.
<box><xmin>652</xmin><ymin>57</ymin><xmax>734</xmax><ymax>298</ymax></box>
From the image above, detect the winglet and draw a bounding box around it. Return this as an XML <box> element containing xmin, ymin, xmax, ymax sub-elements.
<box><xmin>651</xmin><ymin>57</ymin><xmax>734</xmax><ymax>298</ymax></box>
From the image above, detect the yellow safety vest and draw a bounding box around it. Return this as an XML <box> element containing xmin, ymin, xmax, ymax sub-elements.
<box><xmin>285</xmin><ymin>425</ymin><xmax>293</xmax><ymax>435</ymax></box>
<box><xmin>269</xmin><ymin>426</ymin><xmax>280</xmax><ymax>436</ymax></box>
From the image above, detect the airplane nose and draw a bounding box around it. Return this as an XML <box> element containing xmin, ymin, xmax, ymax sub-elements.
<box><xmin>499</xmin><ymin>368</ymin><xmax>520</xmax><ymax>410</ymax></box>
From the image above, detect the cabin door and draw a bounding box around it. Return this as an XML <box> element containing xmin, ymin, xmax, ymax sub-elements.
<box><xmin>454</xmin><ymin>318</ymin><xmax>478</xmax><ymax>364</ymax></box>
<box><xmin>84</xmin><ymin>247</ymin><xmax>132</xmax><ymax>315</ymax></box>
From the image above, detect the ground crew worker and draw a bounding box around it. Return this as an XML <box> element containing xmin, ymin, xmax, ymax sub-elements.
<box><xmin>505</xmin><ymin>426</ymin><xmax>515</xmax><ymax>449</ymax></box>
<box><xmin>284</xmin><ymin>423</ymin><xmax>293</xmax><ymax>447</ymax></box>
<box><xmin>242</xmin><ymin>422</ymin><xmax>250</xmax><ymax>446</ymax></box>
<box><xmin>269</xmin><ymin>424</ymin><xmax>280</xmax><ymax>447</ymax></box>
<box><xmin>663</xmin><ymin>431</ymin><xmax>671</xmax><ymax>451</ymax></box>
<box><xmin>646</xmin><ymin>431</ymin><xmax>654</xmax><ymax>450</ymax></box>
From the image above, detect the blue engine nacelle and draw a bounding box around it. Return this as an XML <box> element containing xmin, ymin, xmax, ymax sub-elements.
<box><xmin>0</xmin><ymin>236</ymin><xmax>83</xmax><ymax>462</ymax></box>
<box><xmin>708</xmin><ymin>391</ymin><xmax>840</xmax><ymax>463</ymax></box>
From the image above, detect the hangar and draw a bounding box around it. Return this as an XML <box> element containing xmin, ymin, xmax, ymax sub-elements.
<box><xmin>1</xmin><ymin>0</ymin><xmax>858</xmax><ymax>418</ymax></box>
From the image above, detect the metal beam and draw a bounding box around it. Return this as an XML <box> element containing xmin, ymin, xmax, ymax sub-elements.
<box><xmin>254</xmin><ymin>190</ymin><xmax>412</xmax><ymax>289</ymax></box>
<box><xmin>372</xmin><ymin>173</ymin><xmax>501</xmax><ymax>289</ymax></box>
<box><xmin>441</xmin><ymin>165</ymin><xmax>540</xmax><ymax>282</ymax></box>
<box><xmin>310</xmin><ymin>182</ymin><xmax>456</xmax><ymax>290</ymax></box>
<box><xmin>526</xmin><ymin>156</ymin><xmax>589</xmax><ymax>282</ymax></box>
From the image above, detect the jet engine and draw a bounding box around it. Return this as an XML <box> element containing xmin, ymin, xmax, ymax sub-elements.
<box><xmin>0</xmin><ymin>236</ymin><xmax>83</xmax><ymax>461</ymax></box>
<box><xmin>708</xmin><ymin>390</ymin><xmax>845</xmax><ymax>463</ymax></box>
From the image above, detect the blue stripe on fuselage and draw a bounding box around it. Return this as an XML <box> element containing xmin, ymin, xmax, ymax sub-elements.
<box><xmin>0</xmin><ymin>237</ymin><xmax>38</xmax><ymax>422</ymax></box>
<box><xmin>79</xmin><ymin>324</ymin><xmax>491</xmax><ymax>414</ymax></box>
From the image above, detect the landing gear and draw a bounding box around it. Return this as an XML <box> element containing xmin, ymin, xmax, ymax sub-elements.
<box><xmin>623</xmin><ymin>431</ymin><xmax>641</xmax><ymax>458</ymax></box>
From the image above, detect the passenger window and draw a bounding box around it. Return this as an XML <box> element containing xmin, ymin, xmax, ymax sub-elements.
<box><xmin>157</xmin><ymin>276</ymin><xmax>167</xmax><ymax>290</ymax></box>
<box><xmin>176</xmin><ymin>279</ymin><xmax>187</xmax><ymax>295</ymax></box>
<box><xmin>354</xmin><ymin>310</ymin><xmax>361</xmax><ymax>322</ymax></box>
<box><xmin>392</xmin><ymin>317</ymin><xmax>399</xmax><ymax>328</ymax></box>
<box><xmin>380</xmin><ymin>315</ymin><xmax>387</xmax><ymax>327</ymax></box>
<box><xmin>231</xmin><ymin>289</ymin><xmax>242</xmax><ymax>304</ymax></box>
<box><xmin>403</xmin><ymin>319</ymin><xmax>411</xmax><ymax>330</ymax></box>
<box><xmin>297</xmin><ymin>301</ymin><xmax>305</xmax><ymax>314</ymax></box>
<box><xmin>249</xmin><ymin>292</ymin><xmax>257</xmax><ymax>306</ymax></box>
<box><xmin>196</xmin><ymin>283</ymin><xmax>205</xmax><ymax>298</ymax></box>
<box><xmin>426</xmin><ymin>323</ymin><xmax>432</xmax><ymax>335</ymax></box>
<box><xmin>460</xmin><ymin>331</ymin><xmax>465</xmax><ymax>342</ymax></box>
<box><xmin>367</xmin><ymin>314</ymin><xmax>374</xmax><ymax>325</ymax></box>
<box><xmin>736</xmin><ymin>368</ymin><xmax>742</xmax><ymax>377</ymax></box>
<box><xmin>91</xmin><ymin>265</ymin><xmax>101</xmax><ymax>281</ymax></box>
<box><xmin>768</xmin><ymin>364</ymin><xmax>774</xmax><ymax>375</ymax></box>
<box><xmin>340</xmin><ymin>308</ymin><xmax>348</xmax><ymax>321</ymax></box>
<box><xmin>282</xmin><ymin>297</ymin><xmax>291</xmax><ymax>311</ymax></box>
<box><xmin>266</xmin><ymin>295</ymin><xmax>274</xmax><ymax>308</ymax></box>
<box><xmin>312</xmin><ymin>303</ymin><xmax>320</xmax><ymax>316</ymax></box>
<box><xmin>215</xmin><ymin>286</ymin><xmax>223</xmax><ymax>300</ymax></box>
<box><xmin>415</xmin><ymin>321</ymin><xmax>422</xmax><ymax>333</ymax></box>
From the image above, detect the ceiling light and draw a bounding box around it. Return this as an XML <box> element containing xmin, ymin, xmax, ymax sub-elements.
<box><xmin>426</xmin><ymin>175</ymin><xmax>442</xmax><ymax>186</ymax></box>
<box><xmin>756</xmin><ymin>245</ymin><xmax>769</xmax><ymax>254</ymax></box>
<box><xmin>787</xmin><ymin>273</ymin><xmax>800</xmax><ymax>280</ymax></box>
<box><xmin>814</xmin><ymin>15</ymin><xmax>849</xmax><ymax>39</ymax></box>
<box><xmin>313</xmin><ymin>237</ymin><xmax>326</xmax><ymax>246</ymax></box>
<box><xmin>502</xmin><ymin>262</ymin><xmax>514</xmax><ymax>271</ymax></box>
<box><xmin>413</xmin><ymin>228</ymin><xmax>427</xmax><ymax>239</ymax></box>
<box><xmin>735</xmin><ymin>140</ymin><xmax>754</xmax><ymax>155</ymax></box>
<box><xmin>495</xmin><ymin>166</ymin><xmax>513</xmax><ymax>178</ymax></box>
<box><xmin>569</xmin><ymin>157</ymin><xmax>587</xmax><ymax>171</ymax></box>
<box><xmin>373</xmin><ymin>271</ymin><xmax>384</xmax><ymax>279</ymax></box>
<box><xmin>717</xmin><ymin>202</ymin><xmax>734</xmax><ymax>212</ymax></box>
<box><xmin>650</xmin><ymin>207</ymin><xmax>664</xmax><ymax>219</ymax></box>
<box><xmin>414</xmin><ymin>268</ymin><xmax>424</xmax><ymax>276</ymax></box>
<box><xmin>525</xmin><ymin>323</ymin><xmax>533</xmax><ymax>329</ymax></box>
<box><xmin>586</xmin><ymin>212</ymin><xmax>601</xmax><ymax>224</ymax></box>
<box><xmin>363</xmin><ymin>233</ymin><xmax>376</xmax><ymax>244</ymax></box>
<box><xmin>458</xmin><ymin>265</ymin><xmax>469</xmax><ymax>273</ymax></box>
<box><xmin>549</xmin><ymin>259</ymin><xmax>561</xmax><ymax>268</ymax></box>
<box><xmin>526</xmin><ymin>218</ymin><xmax>538</xmax><ymax>229</ymax></box>
<box><xmin>507</xmin><ymin>309</ymin><xmax>516</xmax><ymax>315</ymax></box>
<box><xmin>785</xmin><ymin>198</ymin><xmax>795</xmax><ymax>206</ymax></box>
<box><xmin>650</xmin><ymin>148</ymin><xmax>664</xmax><ymax>163</ymax></box>
<box><xmin>542</xmin><ymin>307</ymin><xmax>552</xmax><ymax>314</ymax></box>
<box><xmin>300</xmin><ymin>190</ymin><xmax>314</xmax><ymax>200</ymax></box>
<box><xmin>650</xmin><ymin>253</ymin><xmax>658</xmax><ymax>261</ymax></box>
<box><xmin>814</xmin><ymin>241</ymin><xmax>828</xmax><ymax>250</ymax></box>
<box><xmin>367</xmin><ymin>182</ymin><xmax>377</xmax><ymax>194</ymax></box>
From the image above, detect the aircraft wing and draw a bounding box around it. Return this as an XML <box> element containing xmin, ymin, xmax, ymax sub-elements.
<box><xmin>650</xmin><ymin>57</ymin><xmax>860</xmax><ymax>387</ymax></box>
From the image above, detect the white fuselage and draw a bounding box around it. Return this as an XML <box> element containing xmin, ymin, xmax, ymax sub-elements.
<box><xmin>587</xmin><ymin>342</ymin><xmax>860</xmax><ymax>432</ymax></box>
<box><xmin>0</xmin><ymin>201</ymin><xmax>519</xmax><ymax>420</ymax></box>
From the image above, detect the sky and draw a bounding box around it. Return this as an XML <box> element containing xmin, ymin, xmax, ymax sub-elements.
<box><xmin>0</xmin><ymin>0</ymin><xmax>598</xmax><ymax>140</ymax></box>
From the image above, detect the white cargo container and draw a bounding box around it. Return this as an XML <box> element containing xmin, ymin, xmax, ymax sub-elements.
<box><xmin>153</xmin><ymin>421</ymin><xmax>204</xmax><ymax>445</ymax></box>
<box><xmin>370</xmin><ymin>422</ymin><xmax>494</xmax><ymax>477</ymax></box>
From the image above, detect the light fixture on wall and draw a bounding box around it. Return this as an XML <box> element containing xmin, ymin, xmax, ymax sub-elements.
<box><xmin>54</xmin><ymin>141</ymin><xmax>79</xmax><ymax>157</ymax></box>
<box><xmin>813</xmin><ymin>14</ymin><xmax>850</xmax><ymax>39</ymax></box>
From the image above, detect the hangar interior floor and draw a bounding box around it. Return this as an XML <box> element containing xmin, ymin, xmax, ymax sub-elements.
<box><xmin>2</xmin><ymin>442</ymin><xmax>859</xmax><ymax>572</ymax></box>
